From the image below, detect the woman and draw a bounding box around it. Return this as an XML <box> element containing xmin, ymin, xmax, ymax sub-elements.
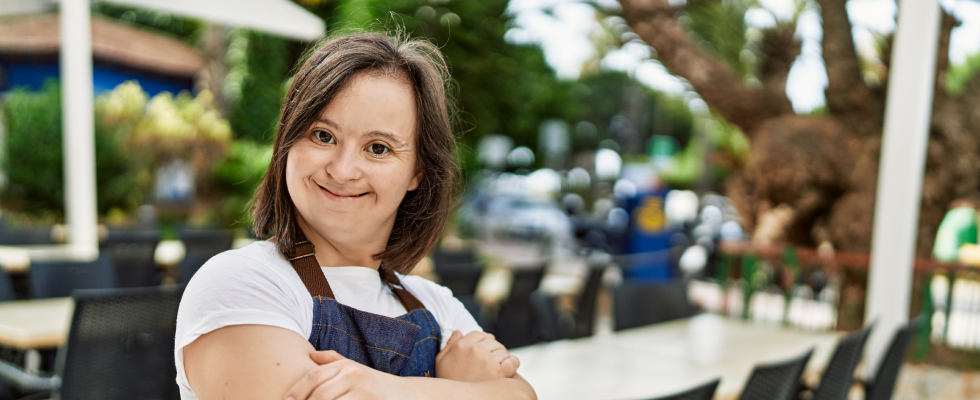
<box><xmin>175</xmin><ymin>32</ymin><xmax>536</xmax><ymax>399</ymax></box>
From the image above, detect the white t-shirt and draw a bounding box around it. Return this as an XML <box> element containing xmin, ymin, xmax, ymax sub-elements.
<box><xmin>174</xmin><ymin>241</ymin><xmax>481</xmax><ymax>400</ymax></box>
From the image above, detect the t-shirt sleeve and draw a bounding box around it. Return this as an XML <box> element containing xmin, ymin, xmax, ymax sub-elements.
<box><xmin>399</xmin><ymin>275</ymin><xmax>483</xmax><ymax>350</ymax></box>
<box><xmin>174</xmin><ymin>251</ymin><xmax>309</xmax><ymax>396</ymax></box>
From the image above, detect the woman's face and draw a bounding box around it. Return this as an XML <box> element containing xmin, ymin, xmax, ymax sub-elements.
<box><xmin>286</xmin><ymin>73</ymin><xmax>419</xmax><ymax>248</ymax></box>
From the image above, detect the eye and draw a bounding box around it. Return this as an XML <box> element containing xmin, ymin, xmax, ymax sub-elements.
<box><xmin>369</xmin><ymin>143</ymin><xmax>389</xmax><ymax>155</ymax></box>
<box><xmin>313</xmin><ymin>130</ymin><xmax>335</xmax><ymax>144</ymax></box>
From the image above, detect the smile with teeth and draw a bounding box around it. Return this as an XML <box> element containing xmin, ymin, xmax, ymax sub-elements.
<box><xmin>318</xmin><ymin>183</ymin><xmax>368</xmax><ymax>198</ymax></box>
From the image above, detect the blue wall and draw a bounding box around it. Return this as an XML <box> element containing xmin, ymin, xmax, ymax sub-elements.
<box><xmin>2</xmin><ymin>60</ymin><xmax>193</xmax><ymax>96</ymax></box>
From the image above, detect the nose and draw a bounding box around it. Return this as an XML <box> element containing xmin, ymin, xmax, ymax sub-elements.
<box><xmin>324</xmin><ymin>144</ymin><xmax>363</xmax><ymax>183</ymax></box>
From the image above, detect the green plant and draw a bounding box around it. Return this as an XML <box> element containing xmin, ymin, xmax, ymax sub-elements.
<box><xmin>211</xmin><ymin>140</ymin><xmax>273</xmax><ymax>225</ymax></box>
<box><xmin>2</xmin><ymin>80</ymin><xmax>138</xmax><ymax>216</ymax></box>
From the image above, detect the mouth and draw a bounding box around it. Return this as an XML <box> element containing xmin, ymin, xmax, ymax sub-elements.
<box><xmin>317</xmin><ymin>183</ymin><xmax>369</xmax><ymax>200</ymax></box>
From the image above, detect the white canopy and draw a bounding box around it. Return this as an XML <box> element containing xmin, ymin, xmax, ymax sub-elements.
<box><xmin>103</xmin><ymin>0</ymin><xmax>325</xmax><ymax>41</ymax></box>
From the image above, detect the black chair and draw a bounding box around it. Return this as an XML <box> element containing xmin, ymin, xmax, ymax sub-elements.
<box><xmin>863</xmin><ymin>315</ymin><xmax>924</xmax><ymax>400</ymax></box>
<box><xmin>0</xmin><ymin>224</ymin><xmax>54</xmax><ymax>246</ymax></box>
<box><xmin>738</xmin><ymin>349</ymin><xmax>813</xmax><ymax>400</ymax></box>
<box><xmin>529</xmin><ymin>264</ymin><xmax>608</xmax><ymax>341</ymax></box>
<box><xmin>102</xmin><ymin>229</ymin><xmax>161</xmax><ymax>288</ymax></box>
<box><xmin>0</xmin><ymin>267</ymin><xmax>15</xmax><ymax>302</ymax></box>
<box><xmin>810</xmin><ymin>324</ymin><xmax>873</xmax><ymax>400</ymax></box>
<box><xmin>0</xmin><ymin>285</ymin><xmax>185</xmax><ymax>400</ymax></box>
<box><xmin>529</xmin><ymin>289</ymin><xmax>563</xmax><ymax>342</ymax></box>
<box><xmin>432</xmin><ymin>248</ymin><xmax>483</xmax><ymax>297</ymax></box>
<box><xmin>573</xmin><ymin>264</ymin><xmax>607</xmax><ymax>338</ymax></box>
<box><xmin>179</xmin><ymin>229</ymin><xmax>233</xmax><ymax>283</ymax></box>
<box><xmin>613</xmin><ymin>280</ymin><xmax>695</xmax><ymax>331</ymax></box>
<box><xmin>648</xmin><ymin>379</ymin><xmax>720</xmax><ymax>400</ymax></box>
<box><xmin>28</xmin><ymin>253</ymin><xmax>117</xmax><ymax>299</ymax></box>
<box><xmin>494</xmin><ymin>266</ymin><xmax>546</xmax><ymax>349</ymax></box>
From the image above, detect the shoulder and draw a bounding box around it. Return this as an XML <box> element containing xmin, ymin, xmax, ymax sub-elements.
<box><xmin>189</xmin><ymin>241</ymin><xmax>301</xmax><ymax>293</ymax></box>
<box><xmin>177</xmin><ymin>241</ymin><xmax>312</xmax><ymax>341</ymax></box>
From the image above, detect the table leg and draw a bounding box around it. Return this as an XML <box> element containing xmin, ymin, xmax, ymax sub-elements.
<box><xmin>25</xmin><ymin>349</ymin><xmax>40</xmax><ymax>375</ymax></box>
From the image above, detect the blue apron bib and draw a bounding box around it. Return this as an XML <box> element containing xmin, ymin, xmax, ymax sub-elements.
<box><xmin>287</xmin><ymin>238</ymin><xmax>441</xmax><ymax>377</ymax></box>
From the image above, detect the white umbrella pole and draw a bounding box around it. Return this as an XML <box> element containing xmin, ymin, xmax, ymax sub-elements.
<box><xmin>59</xmin><ymin>0</ymin><xmax>98</xmax><ymax>257</ymax></box>
<box><xmin>864</xmin><ymin>0</ymin><xmax>941</xmax><ymax>376</ymax></box>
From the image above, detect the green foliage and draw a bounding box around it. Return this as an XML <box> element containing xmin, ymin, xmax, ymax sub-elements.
<box><xmin>2</xmin><ymin>81</ymin><xmax>138</xmax><ymax>216</ymax></box>
<box><xmin>93</xmin><ymin>3</ymin><xmax>202</xmax><ymax>44</ymax></box>
<box><xmin>574</xmin><ymin>71</ymin><xmax>694</xmax><ymax>151</ymax></box>
<box><xmin>947</xmin><ymin>51</ymin><xmax>980</xmax><ymax>95</ymax></box>
<box><xmin>317</xmin><ymin>0</ymin><xmax>578</xmax><ymax>156</ymax></box>
<box><xmin>684</xmin><ymin>0</ymin><xmax>752</xmax><ymax>77</ymax></box>
<box><xmin>227</xmin><ymin>30</ymin><xmax>292</xmax><ymax>143</ymax></box>
<box><xmin>212</xmin><ymin>140</ymin><xmax>272</xmax><ymax>194</ymax></box>
<box><xmin>211</xmin><ymin>140</ymin><xmax>273</xmax><ymax>225</ymax></box>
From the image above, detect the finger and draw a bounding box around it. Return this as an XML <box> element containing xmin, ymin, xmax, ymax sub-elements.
<box><xmin>310</xmin><ymin>350</ymin><xmax>347</xmax><ymax>365</ymax></box>
<box><xmin>283</xmin><ymin>364</ymin><xmax>342</xmax><ymax>400</ymax></box>
<box><xmin>489</xmin><ymin>348</ymin><xmax>510</xmax><ymax>364</ymax></box>
<box><xmin>307</xmin><ymin>375</ymin><xmax>352</xmax><ymax>400</ymax></box>
<box><xmin>475</xmin><ymin>337</ymin><xmax>506</xmax><ymax>354</ymax></box>
<box><xmin>501</xmin><ymin>355</ymin><xmax>520</xmax><ymax>378</ymax></box>
<box><xmin>458</xmin><ymin>330</ymin><xmax>490</xmax><ymax>347</ymax></box>
<box><xmin>444</xmin><ymin>330</ymin><xmax>463</xmax><ymax>349</ymax></box>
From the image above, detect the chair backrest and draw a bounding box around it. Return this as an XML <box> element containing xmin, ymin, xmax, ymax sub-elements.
<box><xmin>813</xmin><ymin>324</ymin><xmax>873</xmax><ymax>400</ymax></box>
<box><xmin>738</xmin><ymin>349</ymin><xmax>813</xmax><ymax>400</ymax></box>
<box><xmin>57</xmin><ymin>285</ymin><xmax>184</xmax><ymax>400</ymax></box>
<box><xmin>613</xmin><ymin>280</ymin><xmax>695</xmax><ymax>331</ymax></box>
<box><xmin>179</xmin><ymin>229</ymin><xmax>233</xmax><ymax>283</ymax></box>
<box><xmin>495</xmin><ymin>266</ymin><xmax>546</xmax><ymax>348</ymax></box>
<box><xmin>0</xmin><ymin>224</ymin><xmax>55</xmax><ymax>245</ymax></box>
<box><xmin>0</xmin><ymin>267</ymin><xmax>15</xmax><ymax>301</ymax></box>
<box><xmin>432</xmin><ymin>248</ymin><xmax>482</xmax><ymax>297</ymax></box>
<box><xmin>529</xmin><ymin>290</ymin><xmax>561</xmax><ymax>342</ymax></box>
<box><xmin>865</xmin><ymin>315</ymin><xmax>924</xmax><ymax>400</ymax></box>
<box><xmin>102</xmin><ymin>229</ymin><xmax>161</xmax><ymax>288</ymax></box>
<box><xmin>29</xmin><ymin>253</ymin><xmax>118</xmax><ymax>299</ymax></box>
<box><xmin>574</xmin><ymin>264</ymin><xmax>607</xmax><ymax>338</ymax></box>
<box><xmin>649</xmin><ymin>379</ymin><xmax>720</xmax><ymax>400</ymax></box>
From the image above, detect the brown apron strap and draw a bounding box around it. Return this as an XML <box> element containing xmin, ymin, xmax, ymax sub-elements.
<box><xmin>285</xmin><ymin>239</ymin><xmax>335</xmax><ymax>298</ymax></box>
<box><xmin>284</xmin><ymin>231</ymin><xmax>426</xmax><ymax>311</ymax></box>
<box><xmin>379</xmin><ymin>265</ymin><xmax>426</xmax><ymax>311</ymax></box>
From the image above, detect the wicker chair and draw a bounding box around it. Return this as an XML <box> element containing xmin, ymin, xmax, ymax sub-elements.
<box><xmin>648</xmin><ymin>379</ymin><xmax>720</xmax><ymax>400</ymax></box>
<box><xmin>0</xmin><ymin>285</ymin><xmax>185</xmax><ymax>400</ymax></box>
<box><xmin>738</xmin><ymin>349</ymin><xmax>813</xmax><ymax>400</ymax></box>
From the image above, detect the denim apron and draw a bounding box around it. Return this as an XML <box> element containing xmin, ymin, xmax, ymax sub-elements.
<box><xmin>286</xmin><ymin>238</ymin><xmax>441</xmax><ymax>377</ymax></box>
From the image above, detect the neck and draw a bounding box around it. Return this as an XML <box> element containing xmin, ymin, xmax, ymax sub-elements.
<box><xmin>295</xmin><ymin>216</ymin><xmax>389</xmax><ymax>269</ymax></box>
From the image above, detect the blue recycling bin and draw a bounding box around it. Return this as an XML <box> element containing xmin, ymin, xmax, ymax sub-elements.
<box><xmin>622</xmin><ymin>190</ymin><xmax>677</xmax><ymax>281</ymax></box>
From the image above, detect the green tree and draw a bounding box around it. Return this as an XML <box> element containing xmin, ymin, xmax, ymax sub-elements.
<box><xmin>316</xmin><ymin>0</ymin><xmax>579</xmax><ymax>159</ymax></box>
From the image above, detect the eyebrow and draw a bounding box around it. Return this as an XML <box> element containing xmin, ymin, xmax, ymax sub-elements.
<box><xmin>315</xmin><ymin>118</ymin><xmax>407</xmax><ymax>148</ymax></box>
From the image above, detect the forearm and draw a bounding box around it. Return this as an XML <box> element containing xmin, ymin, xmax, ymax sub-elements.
<box><xmin>407</xmin><ymin>374</ymin><xmax>536</xmax><ymax>400</ymax></box>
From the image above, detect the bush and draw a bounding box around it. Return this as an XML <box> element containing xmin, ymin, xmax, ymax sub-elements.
<box><xmin>211</xmin><ymin>140</ymin><xmax>272</xmax><ymax>225</ymax></box>
<box><xmin>2</xmin><ymin>80</ymin><xmax>137</xmax><ymax>215</ymax></box>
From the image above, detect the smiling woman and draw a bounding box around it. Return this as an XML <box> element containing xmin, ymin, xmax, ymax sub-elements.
<box><xmin>175</xmin><ymin>32</ymin><xmax>536</xmax><ymax>400</ymax></box>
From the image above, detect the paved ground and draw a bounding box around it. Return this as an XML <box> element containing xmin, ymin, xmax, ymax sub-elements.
<box><xmin>893</xmin><ymin>364</ymin><xmax>980</xmax><ymax>400</ymax></box>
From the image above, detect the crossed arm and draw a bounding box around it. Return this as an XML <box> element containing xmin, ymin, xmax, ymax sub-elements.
<box><xmin>183</xmin><ymin>324</ymin><xmax>536</xmax><ymax>400</ymax></box>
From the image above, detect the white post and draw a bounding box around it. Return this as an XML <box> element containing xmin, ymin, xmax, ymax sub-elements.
<box><xmin>864</xmin><ymin>0</ymin><xmax>941</xmax><ymax>376</ymax></box>
<box><xmin>59</xmin><ymin>0</ymin><xmax>99</xmax><ymax>258</ymax></box>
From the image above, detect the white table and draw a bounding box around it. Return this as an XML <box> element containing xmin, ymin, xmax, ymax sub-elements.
<box><xmin>0</xmin><ymin>297</ymin><xmax>74</xmax><ymax>374</ymax></box>
<box><xmin>512</xmin><ymin>313</ymin><xmax>841</xmax><ymax>400</ymax></box>
<box><xmin>0</xmin><ymin>297</ymin><xmax>74</xmax><ymax>350</ymax></box>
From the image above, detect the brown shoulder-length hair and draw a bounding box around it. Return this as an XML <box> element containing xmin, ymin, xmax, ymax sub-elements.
<box><xmin>251</xmin><ymin>32</ymin><xmax>461</xmax><ymax>274</ymax></box>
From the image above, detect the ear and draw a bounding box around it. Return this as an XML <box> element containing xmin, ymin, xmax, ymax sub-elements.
<box><xmin>408</xmin><ymin>170</ymin><xmax>422</xmax><ymax>191</ymax></box>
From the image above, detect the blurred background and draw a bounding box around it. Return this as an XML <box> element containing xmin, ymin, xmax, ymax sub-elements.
<box><xmin>0</xmin><ymin>0</ymin><xmax>979</xmax><ymax>399</ymax></box>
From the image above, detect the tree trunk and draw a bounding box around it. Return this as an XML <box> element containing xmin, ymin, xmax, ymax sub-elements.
<box><xmin>620</xmin><ymin>0</ymin><xmax>980</xmax><ymax>256</ymax></box>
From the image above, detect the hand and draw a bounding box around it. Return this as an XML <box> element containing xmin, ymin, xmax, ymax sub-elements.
<box><xmin>284</xmin><ymin>351</ymin><xmax>418</xmax><ymax>400</ymax></box>
<box><xmin>434</xmin><ymin>330</ymin><xmax>520</xmax><ymax>382</ymax></box>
